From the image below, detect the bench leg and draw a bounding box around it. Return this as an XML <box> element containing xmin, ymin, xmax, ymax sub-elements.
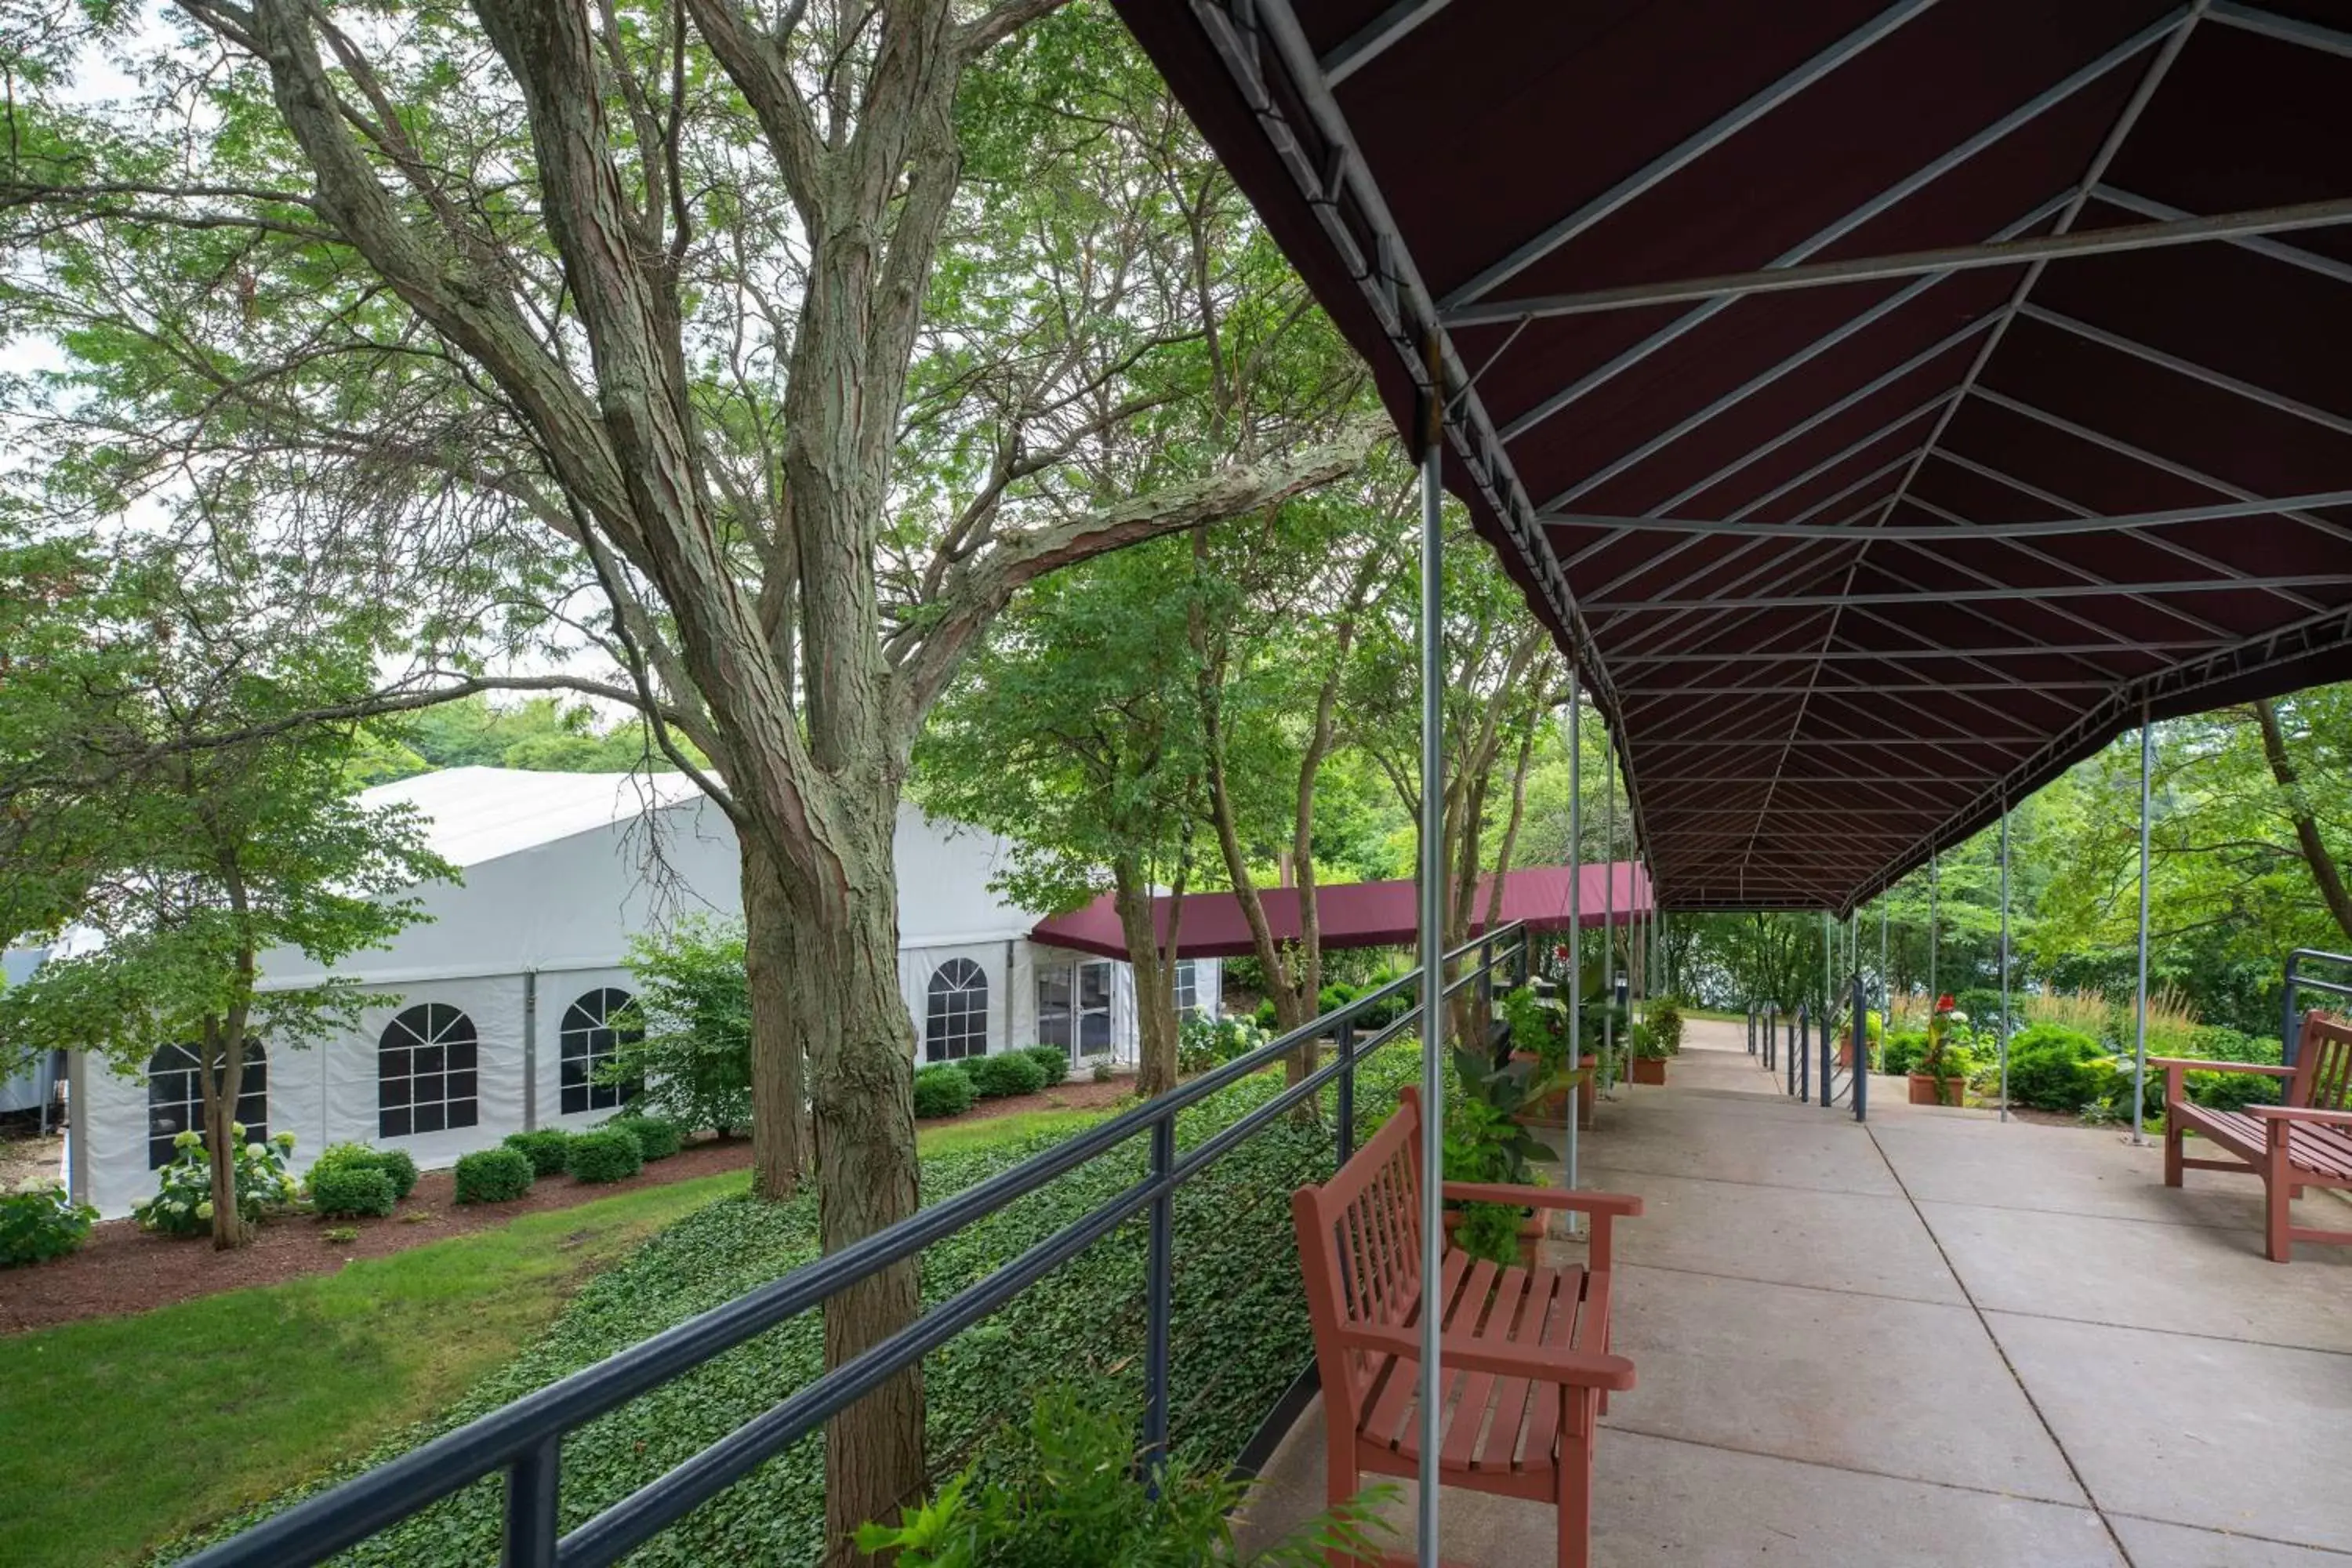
<box><xmin>2163</xmin><ymin>1112</ymin><xmax>2184</xmax><ymax>1188</ymax></box>
<box><xmin>1327</xmin><ymin>1439</ymin><xmax>1370</xmax><ymax>1568</ymax></box>
<box><xmin>2267</xmin><ymin>1144</ymin><xmax>2296</xmax><ymax>1265</ymax></box>
<box><xmin>1556</xmin><ymin>1392</ymin><xmax>1595</xmax><ymax>1568</ymax></box>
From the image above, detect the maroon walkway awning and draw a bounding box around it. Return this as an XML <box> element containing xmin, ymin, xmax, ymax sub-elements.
<box><xmin>1116</xmin><ymin>2</ymin><xmax>2352</xmax><ymax>913</ymax></box>
<box><xmin>1030</xmin><ymin>863</ymin><xmax>1650</xmax><ymax>961</ymax></box>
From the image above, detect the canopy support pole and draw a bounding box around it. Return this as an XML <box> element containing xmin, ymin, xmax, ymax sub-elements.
<box><xmin>1413</xmin><ymin>341</ymin><xmax>1446</xmax><ymax>1568</ymax></box>
<box><xmin>1604</xmin><ymin>733</ymin><xmax>1617</xmax><ymax>1096</ymax></box>
<box><xmin>1564</xmin><ymin>667</ymin><xmax>1581</xmax><ymax>1232</ymax></box>
<box><xmin>1999</xmin><ymin>803</ymin><xmax>2013</xmax><ymax>1124</ymax></box>
<box><xmin>2134</xmin><ymin>706</ymin><xmax>2154</xmax><ymax>1146</ymax></box>
<box><xmin>1928</xmin><ymin>851</ymin><xmax>1939</xmax><ymax>1010</ymax></box>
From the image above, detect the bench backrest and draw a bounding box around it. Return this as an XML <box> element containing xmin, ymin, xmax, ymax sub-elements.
<box><xmin>1289</xmin><ymin>1089</ymin><xmax>1428</xmax><ymax>1434</ymax></box>
<box><xmin>2289</xmin><ymin>1009</ymin><xmax>2352</xmax><ymax>1111</ymax></box>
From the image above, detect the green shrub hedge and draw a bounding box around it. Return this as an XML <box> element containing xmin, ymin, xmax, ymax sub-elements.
<box><xmin>453</xmin><ymin>1149</ymin><xmax>536</xmax><ymax>1205</ymax></box>
<box><xmin>608</xmin><ymin>1116</ymin><xmax>684</xmax><ymax>1161</ymax></box>
<box><xmin>307</xmin><ymin>1163</ymin><xmax>397</xmax><ymax>1220</ymax></box>
<box><xmin>565</xmin><ymin>1128</ymin><xmax>644</xmax><ymax>1185</ymax></box>
<box><xmin>913</xmin><ymin>1063</ymin><xmax>977</xmax><ymax>1119</ymax></box>
<box><xmin>310</xmin><ymin>1142</ymin><xmax>419</xmax><ymax>1202</ymax></box>
<box><xmin>174</xmin><ymin>1043</ymin><xmax>1426</xmax><ymax>1567</ymax></box>
<box><xmin>965</xmin><ymin>1051</ymin><xmax>1048</xmax><ymax>1100</ymax></box>
<box><xmin>503</xmin><ymin>1129</ymin><xmax>572</xmax><ymax>1178</ymax></box>
<box><xmin>2003</xmin><ymin>1024</ymin><xmax>2107</xmax><ymax>1111</ymax></box>
<box><xmin>1881</xmin><ymin>1029</ymin><xmax>1927</xmax><ymax>1077</ymax></box>
<box><xmin>1018</xmin><ymin>1045</ymin><xmax>1069</xmax><ymax>1088</ymax></box>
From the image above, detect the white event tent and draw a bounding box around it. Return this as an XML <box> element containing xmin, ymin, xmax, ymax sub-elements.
<box><xmin>53</xmin><ymin>768</ymin><xmax>1214</xmax><ymax>1217</ymax></box>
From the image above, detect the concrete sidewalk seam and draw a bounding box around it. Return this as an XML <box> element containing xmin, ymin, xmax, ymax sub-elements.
<box><xmin>1594</xmin><ymin>1420</ymin><xmax>2098</xmax><ymax>1511</ymax></box>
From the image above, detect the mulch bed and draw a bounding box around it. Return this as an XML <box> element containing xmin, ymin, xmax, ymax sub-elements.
<box><xmin>2</xmin><ymin>1070</ymin><xmax>1142</xmax><ymax>1335</ymax></box>
<box><xmin>0</xmin><ymin>1136</ymin><xmax>757</xmax><ymax>1336</ymax></box>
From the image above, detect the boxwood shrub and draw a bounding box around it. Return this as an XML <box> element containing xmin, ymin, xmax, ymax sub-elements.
<box><xmin>565</xmin><ymin>1127</ymin><xmax>644</xmax><ymax>1185</ymax></box>
<box><xmin>503</xmin><ymin>1129</ymin><xmax>572</xmax><ymax>1178</ymax></box>
<box><xmin>173</xmin><ymin>1044</ymin><xmax>1425</xmax><ymax>1568</ymax></box>
<box><xmin>1018</xmin><ymin>1044</ymin><xmax>1070</xmax><ymax>1088</ymax></box>
<box><xmin>964</xmin><ymin>1051</ymin><xmax>1047</xmax><ymax>1100</ymax></box>
<box><xmin>913</xmin><ymin>1063</ymin><xmax>976</xmax><ymax>1120</ymax></box>
<box><xmin>608</xmin><ymin>1116</ymin><xmax>683</xmax><ymax>1162</ymax></box>
<box><xmin>453</xmin><ymin>1148</ymin><xmax>536</xmax><ymax>1205</ymax></box>
<box><xmin>2003</xmin><ymin>1024</ymin><xmax>2108</xmax><ymax>1112</ymax></box>
<box><xmin>307</xmin><ymin>1163</ymin><xmax>397</xmax><ymax>1220</ymax></box>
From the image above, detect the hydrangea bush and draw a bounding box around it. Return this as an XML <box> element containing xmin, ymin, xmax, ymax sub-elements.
<box><xmin>1</xmin><ymin>1176</ymin><xmax>98</xmax><ymax>1267</ymax></box>
<box><xmin>135</xmin><ymin>1125</ymin><xmax>298</xmax><ymax>1236</ymax></box>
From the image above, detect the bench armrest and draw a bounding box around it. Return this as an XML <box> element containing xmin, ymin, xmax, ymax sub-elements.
<box><xmin>2148</xmin><ymin>1058</ymin><xmax>2296</xmax><ymax>1077</ymax></box>
<box><xmin>1338</xmin><ymin>1320</ymin><xmax>1636</xmax><ymax>1392</ymax></box>
<box><xmin>2249</xmin><ymin>1105</ymin><xmax>2352</xmax><ymax>1126</ymax></box>
<box><xmin>1441</xmin><ymin>1182</ymin><xmax>1643</xmax><ymax>1218</ymax></box>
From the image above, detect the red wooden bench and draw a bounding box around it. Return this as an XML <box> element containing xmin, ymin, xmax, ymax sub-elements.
<box><xmin>2158</xmin><ymin>1008</ymin><xmax>2352</xmax><ymax>1262</ymax></box>
<box><xmin>1289</xmin><ymin>1084</ymin><xmax>1641</xmax><ymax>1568</ymax></box>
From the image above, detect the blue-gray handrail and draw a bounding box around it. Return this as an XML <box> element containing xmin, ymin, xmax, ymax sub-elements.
<box><xmin>180</xmin><ymin>924</ymin><xmax>1531</xmax><ymax>1568</ymax></box>
<box><xmin>2282</xmin><ymin>949</ymin><xmax>2352</xmax><ymax>1065</ymax></box>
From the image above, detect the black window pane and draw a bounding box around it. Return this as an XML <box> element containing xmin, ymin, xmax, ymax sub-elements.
<box><xmin>380</xmin><ymin>1076</ymin><xmax>411</xmax><ymax>1108</ymax></box>
<box><xmin>448</xmin><ymin>1038</ymin><xmax>477</xmax><ymax>1071</ymax></box>
<box><xmin>448</xmin><ymin>1100</ymin><xmax>477</xmax><ymax>1131</ymax></box>
<box><xmin>448</xmin><ymin>1070</ymin><xmax>476</xmax><ymax>1102</ymax></box>
<box><xmin>381</xmin><ymin>1107</ymin><xmax>411</xmax><ymax>1138</ymax></box>
<box><xmin>414</xmin><ymin>1073</ymin><xmax>444</xmax><ymax>1105</ymax></box>
<box><xmin>414</xmin><ymin>1044</ymin><xmax>443</xmax><ymax>1075</ymax></box>
<box><xmin>561</xmin><ymin>1058</ymin><xmax>586</xmax><ymax>1087</ymax></box>
<box><xmin>561</xmin><ymin>1085</ymin><xmax>587</xmax><ymax>1116</ymax></box>
<box><xmin>379</xmin><ymin>1047</ymin><xmax>409</xmax><ymax>1080</ymax></box>
<box><xmin>414</xmin><ymin>1102</ymin><xmax>445</xmax><ymax>1134</ymax></box>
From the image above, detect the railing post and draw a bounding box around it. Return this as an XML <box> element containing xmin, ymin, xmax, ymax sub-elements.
<box><xmin>2283</xmin><ymin>951</ymin><xmax>2301</xmax><ymax>1069</ymax></box>
<box><xmin>1142</xmin><ymin>1115</ymin><xmax>1174</xmax><ymax>1477</ymax></box>
<box><xmin>1334</xmin><ymin>1016</ymin><xmax>1356</xmax><ymax>1170</ymax></box>
<box><xmin>1479</xmin><ymin>935</ymin><xmax>1496</xmax><ymax>1022</ymax></box>
<box><xmin>1820</xmin><ymin>1005</ymin><xmax>1834</xmax><ymax>1110</ymax></box>
<box><xmin>503</xmin><ymin>1439</ymin><xmax>560</xmax><ymax>1568</ymax></box>
<box><xmin>1798</xmin><ymin>1004</ymin><xmax>1810</xmax><ymax>1102</ymax></box>
<box><xmin>1853</xmin><ymin>971</ymin><xmax>1868</xmax><ymax>1123</ymax></box>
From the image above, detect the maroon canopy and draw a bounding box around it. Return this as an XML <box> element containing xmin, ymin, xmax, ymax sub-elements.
<box><xmin>1030</xmin><ymin>863</ymin><xmax>1650</xmax><ymax>961</ymax></box>
<box><xmin>1115</xmin><ymin>1</ymin><xmax>2352</xmax><ymax>913</ymax></box>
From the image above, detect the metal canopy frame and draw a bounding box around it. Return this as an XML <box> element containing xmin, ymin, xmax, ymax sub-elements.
<box><xmin>1120</xmin><ymin>0</ymin><xmax>2352</xmax><ymax>918</ymax></box>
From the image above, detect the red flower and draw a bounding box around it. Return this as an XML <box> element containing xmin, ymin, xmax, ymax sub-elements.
<box><xmin>1934</xmin><ymin>994</ymin><xmax>1956</xmax><ymax>1012</ymax></box>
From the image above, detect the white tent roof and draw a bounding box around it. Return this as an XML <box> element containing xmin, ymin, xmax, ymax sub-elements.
<box><xmin>362</xmin><ymin>767</ymin><xmax>705</xmax><ymax>869</ymax></box>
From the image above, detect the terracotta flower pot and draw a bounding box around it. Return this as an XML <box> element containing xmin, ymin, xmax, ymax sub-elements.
<box><xmin>1838</xmin><ymin>1034</ymin><xmax>1856</xmax><ymax>1071</ymax></box>
<box><xmin>1630</xmin><ymin>1055</ymin><xmax>1667</xmax><ymax>1086</ymax></box>
<box><xmin>1907</xmin><ymin>1073</ymin><xmax>1965</xmax><ymax>1106</ymax></box>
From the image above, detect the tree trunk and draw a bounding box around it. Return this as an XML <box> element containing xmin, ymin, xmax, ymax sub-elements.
<box><xmin>778</xmin><ymin>797</ymin><xmax>925</xmax><ymax>1563</ymax></box>
<box><xmin>201</xmin><ymin>1022</ymin><xmax>252</xmax><ymax>1250</ymax></box>
<box><xmin>742</xmin><ymin>833</ymin><xmax>808</xmax><ymax>1200</ymax></box>
<box><xmin>1113</xmin><ymin>859</ymin><xmax>1183</xmax><ymax>1098</ymax></box>
<box><xmin>2255</xmin><ymin>698</ymin><xmax>2352</xmax><ymax>943</ymax></box>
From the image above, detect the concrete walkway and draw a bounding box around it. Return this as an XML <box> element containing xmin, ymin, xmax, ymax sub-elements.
<box><xmin>1238</xmin><ymin>1019</ymin><xmax>2352</xmax><ymax>1566</ymax></box>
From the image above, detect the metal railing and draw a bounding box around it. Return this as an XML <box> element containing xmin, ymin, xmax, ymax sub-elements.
<box><xmin>1753</xmin><ymin>986</ymin><xmax>1868</xmax><ymax>1123</ymax></box>
<box><xmin>2282</xmin><ymin>949</ymin><xmax>2352</xmax><ymax>1066</ymax></box>
<box><xmin>183</xmin><ymin>926</ymin><xmax>1533</xmax><ymax>1568</ymax></box>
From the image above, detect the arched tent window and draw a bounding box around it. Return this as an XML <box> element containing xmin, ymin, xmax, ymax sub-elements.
<box><xmin>147</xmin><ymin>1041</ymin><xmax>267</xmax><ymax>1170</ymax></box>
<box><xmin>378</xmin><ymin>1004</ymin><xmax>479</xmax><ymax>1139</ymax></box>
<box><xmin>560</xmin><ymin>987</ymin><xmax>642</xmax><ymax>1116</ymax></box>
<box><xmin>925</xmin><ymin>958</ymin><xmax>989</xmax><ymax>1063</ymax></box>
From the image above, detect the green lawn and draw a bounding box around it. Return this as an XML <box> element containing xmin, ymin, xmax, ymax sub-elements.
<box><xmin>0</xmin><ymin>1109</ymin><xmax>1109</xmax><ymax>1568</ymax></box>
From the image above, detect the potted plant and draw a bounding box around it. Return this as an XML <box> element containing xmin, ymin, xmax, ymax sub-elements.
<box><xmin>1501</xmin><ymin>984</ymin><xmax>1584</xmax><ymax>1122</ymax></box>
<box><xmin>1628</xmin><ymin>1019</ymin><xmax>1670</xmax><ymax>1085</ymax></box>
<box><xmin>1440</xmin><ymin>1047</ymin><xmax>1558</xmax><ymax>1267</ymax></box>
<box><xmin>1840</xmin><ymin>1008</ymin><xmax>1882</xmax><ymax>1071</ymax></box>
<box><xmin>1908</xmin><ymin>996</ymin><xmax>1975</xmax><ymax>1105</ymax></box>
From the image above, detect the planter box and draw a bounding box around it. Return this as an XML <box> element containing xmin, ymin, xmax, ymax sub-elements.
<box><xmin>1508</xmin><ymin>1051</ymin><xmax>1573</xmax><ymax>1122</ymax></box>
<box><xmin>1630</xmin><ymin>1056</ymin><xmax>1667</xmax><ymax>1086</ymax></box>
<box><xmin>1579</xmin><ymin>1054</ymin><xmax>1598</xmax><ymax>1129</ymax></box>
<box><xmin>1907</xmin><ymin>1073</ymin><xmax>1965</xmax><ymax>1106</ymax></box>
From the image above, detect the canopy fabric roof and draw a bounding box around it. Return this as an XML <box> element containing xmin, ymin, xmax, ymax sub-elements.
<box><xmin>1030</xmin><ymin>863</ymin><xmax>1652</xmax><ymax>961</ymax></box>
<box><xmin>1114</xmin><ymin>0</ymin><xmax>2352</xmax><ymax>913</ymax></box>
<box><xmin>361</xmin><ymin>767</ymin><xmax>702</xmax><ymax>869</ymax></box>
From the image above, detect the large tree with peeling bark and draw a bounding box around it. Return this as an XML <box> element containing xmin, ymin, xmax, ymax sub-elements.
<box><xmin>1</xmin><ymin>0</ymin><xmax>1373</xmax><ymax>1549</ymax></box>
